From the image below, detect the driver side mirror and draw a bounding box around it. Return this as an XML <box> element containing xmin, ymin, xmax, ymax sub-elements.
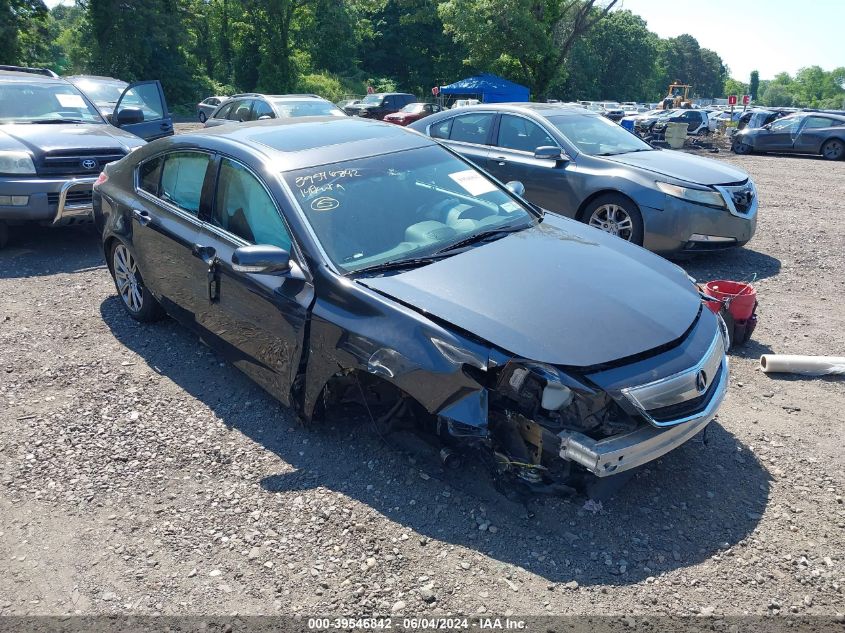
<box><xmin>534</xmin><ymin>146</ymin><xmax>570</xmax><ymax>162</ymax></box>
<box><xmin>762</xmin><ymin>123</ymin><xmax>772</xmax><ymax>130</ymax></box>
<box><xmin>232</xmin><ymin>245</ymin><xmax>291</xmax><ymax>275</ymax></box>
<box><xmin>257</xmin><ymin>115</ymin><xmax>273</xmax><ymax>120</ymax></box>
<box><xmin>115</xmin><ymin>108</ymin><xmax>144</xmax><ymax>126</ymax></box>
<box><xmin>505</xmin><ymin>181</ymin><xmax>526</xmax><ymax>197</ymax></box>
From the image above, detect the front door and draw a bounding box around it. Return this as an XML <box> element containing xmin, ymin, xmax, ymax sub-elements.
<box><xmin>754</xmin><ymin>116</ymin><xmax>800</xmax><ymax>151</ymax></box>
<box><xmin>113</xmin><ymin>80</ymin><xmax>173</xmax><ymax>141</ymax></box>
<box><xmin>131</xmin><ymin>150</ymin><xmax>212</xmax><ymax>325</ymax></box>
<box><xmin>196</xmin><ymin>156</ymin><xmax>313</xmax><ymax>405</ymax></box>
<box><xmin>486</xmin><ymin>113</ymin><xmax>578</xmax><ymax>216</ymax></box>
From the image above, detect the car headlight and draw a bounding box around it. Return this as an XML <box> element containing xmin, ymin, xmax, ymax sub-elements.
<box><xmin>656</xmin><ymin>181</ymin><xmax>726</xmax><ymax>209</ymax></box>
<box><xmin>0</xmin><ymin>151</ymin><xmax>36</xmax><ymax>175</ymax></box>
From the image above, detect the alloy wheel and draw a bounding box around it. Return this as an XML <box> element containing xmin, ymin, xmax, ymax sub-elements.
<box><xmin>589</xmin><ymin>204</ymin><xmax>634</xmax><ymax>241</ymax></box>
<box><xmin>113</xmin><ymin>244</ymin><xmax>143</xmax><ymax>313</ymax></box>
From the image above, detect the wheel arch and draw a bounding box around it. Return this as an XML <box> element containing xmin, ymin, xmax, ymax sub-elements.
<box><xmin>575</xmin><ymin>189</ymin><xmax>641</xmax><ymax>222</ymax></box>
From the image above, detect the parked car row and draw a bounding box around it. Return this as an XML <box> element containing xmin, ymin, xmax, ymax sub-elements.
<box><xmin>732</xmin><ymin>111</ymin><xmax>845</xmax><ymax>159</ymax></box>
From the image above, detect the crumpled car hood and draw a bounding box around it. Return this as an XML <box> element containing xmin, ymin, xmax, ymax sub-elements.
<box><xmin>602</xmin><ymin>149</ymin><xmax>748</xmax><ymax>186</ymax></box>
<box><xmin>358</xmin><ymin>215</ymin><xmax>701</xmax><ymax>367</ymax></box>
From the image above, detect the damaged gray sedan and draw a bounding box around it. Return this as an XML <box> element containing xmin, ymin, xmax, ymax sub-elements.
<box><xmin>93</xmin><ymin>117</ymin><xmax>729</xmax><ymax>492</ymax></box>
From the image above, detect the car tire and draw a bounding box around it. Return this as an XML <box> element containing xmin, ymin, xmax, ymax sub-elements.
<box><xmin>0</xmin><ymin>222</ymin><xmax>8</xmax><ymax>249</ymax></box>
<box><xmin>733</xmin><ymin>141</ymin><xmax>752</xmax><ymax>155</ymax></box>
<box><xmin>821</xmin><ymin>138</ymin><xmax>844</xmax><ymax>161</ymax></box>
<box><xmin>110</xmin><ymin>241</ymin><xmax>164</xmax><ymax>322</ymax></box>
<box><xmin>581</xmin><ymin>193</ymin><xmax>644</xmax><ymax>246</ymax></box>
<box><xmin>198</xmin><ymin>111</ymin><xmax>207</xmax><ymax>123</ymax></box>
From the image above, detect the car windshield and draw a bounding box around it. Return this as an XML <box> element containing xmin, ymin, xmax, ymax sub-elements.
<box><xmin>400</xmin><ymin>103</ymin><xmax>424</xmax><ymax>113</ymax></box>
<box><xmin>284</xmin><ymin>145</ymin><xmax>537</xmax><ymax>274</ymax></box>
<box><xmin>71</xmin><ymin>79</ymin><xmax>126</xmax><ymax>104</ymax></box>
<box><xmin>546</xmin><ymin>114</ymin><xmax>652</xmax><ymax>156</ymax></box>
<box><xmin>270</xmin><ymin>99</ymin><xmax>346</xmax><ymax>117</ymax></box>
<box><xmin>362</xmin><ymin>94</ymin><xmax>382</xmax><ymax>104</ymax></box>
<box><xmin>0</xmin><ymin>81</ymin><xmax>103</xmax><ymax>124</ymax></box>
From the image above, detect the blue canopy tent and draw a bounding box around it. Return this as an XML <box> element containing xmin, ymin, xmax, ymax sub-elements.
<box><xmin>438</xmin><ymin>73</ymin><xmax>529</xmax><ymax>104</ymax></box>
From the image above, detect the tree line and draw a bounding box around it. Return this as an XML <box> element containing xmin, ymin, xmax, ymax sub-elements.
<box><xmin>2</xmin><ymin>0</ymin><xmax>843</xmax><ymax>111</ymax></box>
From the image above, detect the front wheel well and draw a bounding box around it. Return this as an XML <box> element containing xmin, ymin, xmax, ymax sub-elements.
<box><xmin>576</xmin><ymin>190</ymin><xmax>640</xmax><ymax>222</ymax></box>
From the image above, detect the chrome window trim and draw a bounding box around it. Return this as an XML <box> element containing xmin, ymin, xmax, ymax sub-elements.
<box><xmin>621</xmin><ymin>330</ymin><xmax>727</xmax><ymax>428</ymax></box>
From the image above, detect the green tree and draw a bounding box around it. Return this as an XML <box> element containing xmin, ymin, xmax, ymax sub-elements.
<box><xmin>749</xmin><ymin>69</ymin><xmax>759</xmax><ymax>100</ymax></box>
<box><xmin>760</xmin><ymin>84</ymin><xmax>794</xmax><ymax>107</ymax></box>
<box><xmin>723</xmin><ymin>78</ymin><xmax>747</xmax><ymax>99</ymax></box>
<box><xmin>0</xmin><ymin>0</ymin><xmax>47</xmax><ymax>65</ymax></box>
<box><xmin>438</xmin><ymin>0</ymin><xmax>621</xmax><ymax>98</ymax></box>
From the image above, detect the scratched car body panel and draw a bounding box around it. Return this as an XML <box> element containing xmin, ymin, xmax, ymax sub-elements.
<box><xmin>93</xmin><ymin>117</ymin><xmax>729</xmax><ymax>491</ymax></box>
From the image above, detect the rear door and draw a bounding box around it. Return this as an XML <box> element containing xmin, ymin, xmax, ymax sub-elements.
<box><xmin>435</xmin><ymin>111</ymin><xmax>496</xmax><ymax>168</ymax></box>
<box><xmin>130</xmin><ymin>150</ymin><xmax>213</xmax><ymax>323</ymax></box>
<box><xmin>195</xmin><ymin>156</ymin><xmax>313</xmax><ymax>404</ymax></box>
<box><xmin>486</xmin><ymin>113</ymin><xmax>577</xmax><ymax>215</ymax></box>
<box><xmin>112</xmin><ymin>80</ymin><xmax>173</xmax><ymax>141</ymax></box>
<box><xmin>793</xmin><ymin>116</ymin><xmax>835</xmax><ymax>154</ymax></box>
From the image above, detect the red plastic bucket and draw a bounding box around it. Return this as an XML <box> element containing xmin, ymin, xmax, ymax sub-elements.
<box><xmin>704</xmin><ymin>280</ymin><xmax>757</xmax><ymax>321</ymax></box>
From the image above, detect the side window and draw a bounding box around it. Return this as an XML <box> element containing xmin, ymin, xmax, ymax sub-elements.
<box><xmin>116</xmin><ymin>83</ymin><xmax>164</xmax><ymax>121</ymax></box>
<box><xmin>253</xmin><ymin>100</ymin><xmax>275</xmax><ymax>120</ymax></box>
<box><xmin>430</xmin><ymin>118</ymin><xmax>452</xmax><ymax>139</ymax></box>
<box><xmin>771</xmin><ymin>117</ymin><xmax>798</xmax><ymax>132</ymax></box>
<box><xmin>449</xmin><ymin>113</ymin><xmax>495</xmax><ymax>144</ymax></box>
<box><xmin>804</xmin><ymin>117</ymin><xmax>832</xmax><ymax>129</ymax></box>
<box><xmin>212</xmin><ymin>158</ymin><xmax>292</xmax><ymax>251</ymax></box>
<box><xmin>159</xmin><ymin>152</ymin><xmax>211</xmax><ymax>215</ymax></box>
<box><xmin>384</xmin><ymin>96</ymin><xmax>395</xmax><ymax>109</ymax></box>
<box><xmin>228</xmin><ymin>100</ymin><xmax>251</xmax><ymax>121</ymax></box>
<box><xmin>215</xmin><ymin>102</ymin><xmax>234</xmax><ymax>119</ymax></box>
<box><xmin>403</xmin><ymin>95</ymin><xmax>415</xmax><ymax>106</ymax></box>
<box><xmin>138</xmin><ymin>156</ymin><xmax>163</xmax><ymax>195</ymax></box>
<box><xmin>496</xmin><ymin>114</ymin><xmax>556</xmax><ymax>152</ymax></box>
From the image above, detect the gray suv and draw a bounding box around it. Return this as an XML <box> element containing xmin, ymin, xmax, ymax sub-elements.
<box><xmin>411</xmin><ymin>103</ymin><xmax>757</xmax><ymax>255</ymax></box>
<box><xmin>0</xmin><ymin>68</ymin><xmax>162</xmax><ymax>248</ymax></box>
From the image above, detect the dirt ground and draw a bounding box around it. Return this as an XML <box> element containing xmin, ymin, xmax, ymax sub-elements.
<box><xmin>1</xmin><ymin>134</ymin><xmax>844</xmax><ymax>620</ymax></box>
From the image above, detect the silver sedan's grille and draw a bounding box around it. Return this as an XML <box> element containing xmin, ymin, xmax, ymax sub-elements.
<box><xmin>621</xmin><ymin>332</ymin><xmax>727</xmax><ymax>428</ymax></box>
<box><xmin>714</xmin><ymin>180</ymin><xmax>757</xmax><ymax>216</ymax></box>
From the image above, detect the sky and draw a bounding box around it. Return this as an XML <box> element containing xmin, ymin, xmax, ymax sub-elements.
<box><xmin>44</xmin><ymin>0</ymin><xmax>845</xmax><ymax>82</ymax></box>
<box><xmin>620</xmin><ymin>0</ymin><xmax>845</xmax><ymax>81</ymax></box>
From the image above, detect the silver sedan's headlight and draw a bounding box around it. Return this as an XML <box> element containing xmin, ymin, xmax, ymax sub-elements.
<box><xmin>656</xmin><ymin>181</ymin><xmax>726</xmax><ymax>209</ymax></box>
<box><xmin>0</xmin><ymin>151</ymin><xmax>36</xmax><ymax>175</ymax></box>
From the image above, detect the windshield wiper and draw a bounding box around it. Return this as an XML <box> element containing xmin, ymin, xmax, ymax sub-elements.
<box><xmin>434</xmin><ymin>223</ymin><xmax>530</xmax><ymax>255</ymax></box>
<box><xmin>349</xmin><ymin>255</ymin><xmax>446</xmax><ymax>276</ymax></box>
<box><xmin>30</xmin><ymin>118</ymin><xmax>88</xmax><ymax>124</ymax></box>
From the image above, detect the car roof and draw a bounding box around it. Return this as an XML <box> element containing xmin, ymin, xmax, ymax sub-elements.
<box><xmin>446</xmin><ymin>103</ymin><xmax>596</xmax><ymax>116</ymax></box>
<box><xmin>66</xmin><ymin>74</ymin><xmax>125</xmax><ymax>83</ymax></box>
<box><xmin>180</xmin><ymin>117</ymin><xmax>434</xmax><ymax>172</ymax></box>
<box><xmin>0</xmin><ymin>70</ymin><xmax>66</xmax><ymax>83</ymax></box>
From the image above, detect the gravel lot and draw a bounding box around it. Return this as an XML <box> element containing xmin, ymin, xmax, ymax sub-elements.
<box><xmin>1</xmin><ymin>133</ymin><xmax>844</xmax><ymax>619</ymax></box>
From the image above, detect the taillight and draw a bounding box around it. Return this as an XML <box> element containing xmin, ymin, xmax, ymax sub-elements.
<box><xmin>94</xmin><ymin>170</ymin><xmax>108</xmax><ymax>188</ymax></box>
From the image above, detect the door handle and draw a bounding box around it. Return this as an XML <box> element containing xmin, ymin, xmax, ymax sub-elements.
<box><xmin>132</xmin><ymin>209</ymin><xmax>152</xmax><ymax>226</ymax></box>
<box><xmin>160</xmin><ymin>122</ymin><xmax>172</xmax><ymax>130</ymax></box>
<box><xmin>192</xmin><ymin>244</ymin><xmax>220</xmax><ymax>301</ymax></box>
<box><xmin>493</xmin><ymin>156</ymin><xmax>507</xmax><ymax>165</ymax></box>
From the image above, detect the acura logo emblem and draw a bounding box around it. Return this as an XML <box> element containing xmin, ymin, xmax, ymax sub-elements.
<box><xmin>695</xmin><ymin>370</ymin><xmax>708</xmax><ymax>394</ymax></box>
<box><xmin>81</xmin><ymin>159</ymin><xmax>97</xmax><ymax>169</ymax></box>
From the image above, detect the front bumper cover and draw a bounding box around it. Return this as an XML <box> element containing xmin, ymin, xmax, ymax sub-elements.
<box><xmin>0</xmin><ymin>176</ymin><xmax>96</xmax><ymax>224</ymax></box>
<box><xmin>558</xmin><ymin>351</ymin><xmax>727</xmax><ymax>477</ymax></box>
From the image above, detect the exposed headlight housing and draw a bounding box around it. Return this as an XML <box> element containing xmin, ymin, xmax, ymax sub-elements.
<box><xmin>0</xmin><ymin>151</ymin><xmax>36</xmax><ymax>175</ymax></box>
<box><xmin>656</xmin><ymin>181</ymin><xmax>726</xmax><ymax>209</ymax></box>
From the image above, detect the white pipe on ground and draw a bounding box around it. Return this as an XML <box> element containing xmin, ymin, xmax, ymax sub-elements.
<box><xmin>759</xmin><ymin>355</ymin><xmax>845</xmax><ymax>376</ymax></box>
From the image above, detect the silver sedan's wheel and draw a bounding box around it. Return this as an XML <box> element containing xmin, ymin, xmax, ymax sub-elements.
<box><xmin>588</xmin><ymin>203</ymin><xmax>635</xmax><ymax>241</ymax></box>
<box><xmin>821</xmin><ymin>138</ymin><xmax>844</xmax><ymax>160</ymax></box>
<box><xmin>113</xmin><ymin>244</ymin><xmax>143</xmax><ymax>313</ymax></box>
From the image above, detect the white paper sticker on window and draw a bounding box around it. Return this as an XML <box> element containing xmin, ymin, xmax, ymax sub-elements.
<box><xmin>56</xmin><ymin>93</ymin><xmax>86</xmax><ymax>108</ymax></box>
<box><xmin>501</xmin><ymin>201</ymin><xmax>520</xmax><ymax>213</ymax></box>
<box><xmin>448</xmin><ymin>169</ymin><xmax>497</xmax><ymax>196</ymax></box>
